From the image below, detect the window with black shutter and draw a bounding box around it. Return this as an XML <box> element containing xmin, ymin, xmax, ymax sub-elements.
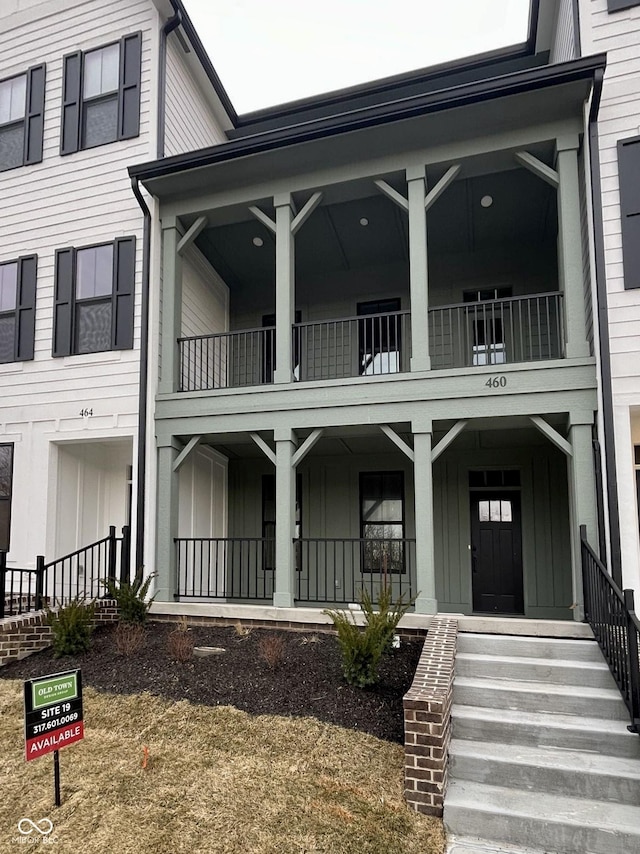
<box><xmin>0</xmin><ymin>65</ymin><xmax>45</xmax><ymax>172</ymax></box>
<box><xmin>0</xmin><ymin>255</ymin><xmax>37</xmax><ymax>363</ymax></box>
<box><xmin>53</xmin><ymin>238</ymin><xmax>135</xmax><ymax>356</ymax></box>
<box><xmin>60</xmin><ymin>32</ymin><xmax>141</xmax><ymax>155</ymax></box>
<box><xmin>618</xmin><ymin>137</ymin><xmax>640</xmax><ymax>290</ymax></box>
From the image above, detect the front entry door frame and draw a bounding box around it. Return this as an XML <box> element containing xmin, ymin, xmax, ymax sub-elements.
<box><xmin>470</xmin><ymin>488</ymin><xmax>524</xmax><ymax>614</ymax></box>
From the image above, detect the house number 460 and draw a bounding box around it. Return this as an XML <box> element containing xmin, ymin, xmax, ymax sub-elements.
<box><xmin>485</xmin><ymin>376</ymin><xmax>507</xmax><ymax>388</ymax></box>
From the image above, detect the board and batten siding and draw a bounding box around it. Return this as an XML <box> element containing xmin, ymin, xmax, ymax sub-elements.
<box><xmin>164</xmin><ymin>36</ymin><xmax>228</xmax><ymax>157</ymax></box>
<box><xmin>0</xmin><ymin>0</ymin><xmax>160</xmax><ymax>566</ymax></box>
<box><xmin>550</xmin><ymin>0</ymin><xmax>578</xmax><ymax>62</ymax></box>
<box><xmin>579</xmin><ymin>0</ymin><xmax>640</xmax><ymax>592</ymax></box>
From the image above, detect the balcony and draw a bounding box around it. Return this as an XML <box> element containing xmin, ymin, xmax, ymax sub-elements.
<box><xmin>177</xmin><ymin>292</ymin><xmax>564</xmax><ymax>392</ymax></box>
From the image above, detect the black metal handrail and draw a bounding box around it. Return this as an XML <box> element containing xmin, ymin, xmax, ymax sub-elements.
<box><xmin>581</xmin><ymin>526</ymin><xmax>640</xmax><ymax>734</ymax></box>
<box><xmin>175</xmin><ymin>537</ymin><xmax>274</xmax><ymax>601</ymax></box>
<box><xmin>0</xmin><ymin>526</ymin><xmax>131</xmax><ymax>619</ymax></box>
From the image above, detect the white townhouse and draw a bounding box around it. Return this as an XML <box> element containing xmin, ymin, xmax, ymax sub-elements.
<box><xmin>575</xmin><ymin>0</ymin><xmax>640</xmax><ymax>596</ymax></box>
<box><xmin>0</xmin><ymin>0</ymin><xmax>232</xmax><ymax>580</ymax></box>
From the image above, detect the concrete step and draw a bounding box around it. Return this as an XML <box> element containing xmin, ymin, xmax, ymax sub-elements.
<box><xmin>453</xmin><ymin>676</ymin><xmax>629</xmax><ymax>720</ymax></box>
<box><xmin>449</xmin><ymin>738</ymin><xmax>640</xmax><ymax>806</ymax></box>
<box><xmin>452</xmin><ymin>704</ymin><xmax>640</xmax><ymax>759</ymax></box>
<box><xmin>456</xmin><ymin>632</ymin><xmax>603</xmax><ymax>662</ymax></box>
<box><xmin>444</xmin><ymin>779</ymin><xmax>640</xmax><ymax>854</ymax></box>
<box><xmin>455</xmin><ymin>651</ymin><xmax>615</xmax><ymax>689</ymax></box>
<box><xmin>447</xmin><ymin>836</ymin><xmax>561</xmax><ymax>854</ymax></box>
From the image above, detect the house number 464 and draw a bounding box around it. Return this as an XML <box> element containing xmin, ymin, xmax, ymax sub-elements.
<box><xmin>79</xmin><ymin>408</ymin><xmax>93</xmax><ymax>417</ymax></box>
<box><xmin>485</xmin><ymin>376</ymin><xmax>507</xmax><ymax>388</ymax></box>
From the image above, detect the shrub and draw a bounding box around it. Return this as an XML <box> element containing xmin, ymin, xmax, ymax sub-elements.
<box><xmin>167</xmin><ymin>616</ymin><xmax>194</xmax><ymax>662</ymax></box>
<box><xmin>115</xmin><ymin>622</ymin><xmax>146</xmax><ymax>656</ymax></box>
<box><xmin>258</xmin><ymin>633</ymin><xmax>286</xmax><ymax>670</ymax></box>
<box><xmin>103</xmin><ymin>571</ymin><xmax>156</xmax><ymax>624</ymax></box>
<box><xmin>324</xmin><ymin>586</ymin><xmax>416</xmax><ymax>688</ymax></box>
<box><xmin>45</xmin><ymin>598</ymin><xmax>95</xmax><ymax>658</ymax></box>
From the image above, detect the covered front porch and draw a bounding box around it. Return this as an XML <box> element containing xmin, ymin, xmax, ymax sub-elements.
<box><xmin>157</xmin><ymin>414</ymin><xmax>598</xmax><ymax>622</ymax></box>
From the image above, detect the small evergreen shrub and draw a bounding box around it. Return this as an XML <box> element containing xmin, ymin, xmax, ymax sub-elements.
<box><xmin>103</xmin><ymin>572</ymin><xmax>156</xmax><ymax>624</ymax></box>
<box><xmin>324</xmin><ymin>586</ymin><xmax>416</xmax><ymax>688</ymax></box>
<box><xmin>45</xmin><ymin>598</ymin><xmax>95</xmax><ymax>657</ymax></box>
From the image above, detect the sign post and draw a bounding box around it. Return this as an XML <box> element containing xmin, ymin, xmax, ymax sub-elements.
<box><xmin>24</xmin><ymin>670</ymin><xmax>84</xmax><ymax>807</ymax></box>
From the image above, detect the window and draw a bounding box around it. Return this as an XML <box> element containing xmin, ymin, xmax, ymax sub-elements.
<box><xmin>0</xmin><ymin>444</ymin><xmax>14</xmax><ymax>551</ymax></box>
<box><xmin>53</xmin><ymin>238</ymin><xmax>135</xmax><ymax>356</ymax></box>
<box><xmin>607</xmin><ymin>0</ymin><xmax>640</xmax><ymax>11</ymax></box>
<box><xmin>60</xmin><ymin>33</ymin><xmax>141</xmax><ymax>155</ymax></box>
<box><xmin>0</xmin><ymin>66</ymin><xmax>45</xmax><ymax>172</ymax></box>
<box><xmin>0</xmin><ymin>256</ymin><xmax>37</xmax><ymax>363</ymax></box>
<box><xmin>357</xmin><ymin>298</ymin><xmax>402</xmax><ymax>375</ymax></box>
<box><xmin>463</xmin><ymin>287</ymin><xmax>512</xmax><ymax>366</ymax></box>
<box><xmin>262</xmin><ymin>474</ymin><xmax>302</xmax><ymax>571</ymax></box>
<box><xmin>618</xmin><ymin>137</ymin><xmax>640</xmax><ymax>290</ymax></box>
<box><xmin>359</xmin><ymin>471</ymin><xmax>405</xmax><ymax>573</ymax></box>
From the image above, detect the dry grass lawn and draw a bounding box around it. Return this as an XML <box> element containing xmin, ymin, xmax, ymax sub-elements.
<box><xmin>0</xmin><ymin>680</ymin><xmax>445</xmax><ymax>854</ymax></box>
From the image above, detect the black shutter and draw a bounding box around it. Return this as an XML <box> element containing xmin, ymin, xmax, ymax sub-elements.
<box><xmin>607</xmin><ymin>0</ymin><xmax>640</xmax><ymax>11</ymax></box>
<box><xmin>60</xmin><ymin>52</ymin><xmax>82</xmax><ymax>156</ymax></box>
<box><xmin>112</xmin><ymin>236</ymin><xmax>135</xmax><ymax>350</ymax></box>
<box><xmin>118</xmin><ymin>32</ymin><xmax>142</xmax><ymax>140</ymax></box>
<box><xmin>24</xmin><ymin>64</ymin><xmax>45</xmax><ymax>165</ymax></box>
<box><xmin>618</xmin><ymin>137</ymin><xmax>640</xmax><ymax>290</ymax></box>
<box><xmin>53</xmin><ymin>248</ymin><xmax>75</xmax><ymax>357</ymax></box>
<box><xmin>15</xmin><ymin>255</ymin><xmax>37</xmax><ymax>361</ymax></box>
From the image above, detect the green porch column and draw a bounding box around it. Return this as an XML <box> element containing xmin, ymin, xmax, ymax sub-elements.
<box><xmin>274</xmin><ymin>427</ymin><xmax>296</xmax><ymax>607</ymax></box>
<box><xmin>406</xmin><ymin>165</ymin><xmax>431</xmax><ymax>372</ymax></box>
<box><xmin>413</xmin><ymin>422</ymin><xmax>438</xmax><ymax>614</ymax></box>
<box><xmin>159</xmin><ymin>220</ymin><xmax>183</xmax><ymax>394</ymax></box>
<box><xmin>556</xmin><ymin>136</ymin><xmax>590</xmax><ymax>360</ymax></box>
<box><xmin>568</xmin><ymin>414</ymin><xmax>598</xmax><ymax>622</ymax></box>
<box><xmin>274</xmin><ymin>193</ymin><xmax>295</xmax><ymax>384</ymax></box>
<box><xmin>155</xmin><ymin>439</ymin><xmax>181</xmax><ymax>603</ymax></box>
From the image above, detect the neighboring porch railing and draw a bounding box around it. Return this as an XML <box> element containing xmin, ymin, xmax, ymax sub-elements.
<box><xmin>581</xmin><ymin>526</ymin><xmax>640</xmax><ymax>734</ymax></box>
<box><xmin>429</xmin><ymin>292</ymin><xmax>564</xmax><ymax>370</ymax></box>
<box><xmin>176</xmin><ymin>537</ymin><xmax>275</xmax><ymax>601</ymax></box>
<box><xmin>0</xmin><ymin>526</ymin><xmax>131</xmax><ymax>619</ymax></box>
<box><xmin>177</xmin><ymin>293</ymin><xmax>564</xmax><ymax>392</ymax></box>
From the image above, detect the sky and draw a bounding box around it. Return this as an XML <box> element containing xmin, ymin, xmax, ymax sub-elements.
<box><xmin>182</xmin><ymin>0</ymin><xmax>532</xmax><ymax>114</ymax></box>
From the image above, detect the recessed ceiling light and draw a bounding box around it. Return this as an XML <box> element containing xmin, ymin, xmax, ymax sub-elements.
<box><xmin>252</xmin><ymin>236</ymin><xmax>264</xmax><ymax>247</ymax></box>
<box><xmin>359</xmin><ymin>217</ymin><xmax>369</xmax><ymax>226</ymax></box>
<box><xmin>480</xmin><ymin>195</ymin><xmax>493</xmax><ymax>208</ymax></box>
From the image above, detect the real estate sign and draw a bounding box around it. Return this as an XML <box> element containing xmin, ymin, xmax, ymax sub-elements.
<box><xmin>24</xmin><ymin>670</ymin><xmax>84</xmax><ymax>761</ymax></box>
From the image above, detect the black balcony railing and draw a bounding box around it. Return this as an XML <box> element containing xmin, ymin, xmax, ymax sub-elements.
<box><xmin>177</xmin><ymin>294</ymin><xmax>564</xmax><ymax>392</ymax></box>
<box><xmin>581</xmin><ymin>526</ymin><xmax>640</xmax><ymax>734</ymax></box>
<box><xmin>175</xmin><ymin>538</ymin><xmax>274</xmax><ymax>601</ymax></box>
<box><xmin>0</xmin><ymin>526</ymin><xmax>131</xmax><ymax>619</ymax></box>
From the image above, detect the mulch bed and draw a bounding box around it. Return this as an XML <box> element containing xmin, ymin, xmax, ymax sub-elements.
<box><xmin>0</xmin><ymin>621</ymin><xmax>423</xmax><ymax>743</ymax></box>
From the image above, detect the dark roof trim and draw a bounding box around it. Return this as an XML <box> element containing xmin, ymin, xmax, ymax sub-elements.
<box><xmin>169</xmin><ymin>0</ymin><xmax>238</xmax><ymax>125</ymax></box>
<box><xmin>130</xmin><ymin>53</ymin><xmax>607</xmax><ymax>184</ymax></box>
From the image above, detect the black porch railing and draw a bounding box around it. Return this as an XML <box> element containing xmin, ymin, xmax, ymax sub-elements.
<box><xmin>0</xmin><ymin>526</ymin><xmax>131</xmax><ymax>619</ymax></box>
<box><xmin>296</xmin><ymin>537</ymin><xmax>416</xmax><ymax>604</ymax></box>
<box><xmin>176</xmin><ymin>538</ymin><xmax>274</xmax><ymax>601</ymax></box>
<box><xmin>581</xmin><ymin>526</ymin><xmax>640</xmax><ymax>734</ymax></box>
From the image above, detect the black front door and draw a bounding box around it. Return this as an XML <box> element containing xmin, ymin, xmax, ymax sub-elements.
<box><xmin>470</xmin><ymin>491</ymin><xmax>524</xmax><ymax>614</ymax></box>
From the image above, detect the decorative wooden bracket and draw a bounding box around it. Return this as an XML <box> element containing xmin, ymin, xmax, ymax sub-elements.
<box><xmin>515</xmin><ymin>151</ymin><xmax>559</xmax><ymax>189</ymax></box>
<box><xmin>432</xmin><ymin>420</ymin><xmax>468</xmax><ymax>462</ymax></box>
<box><xmin>292</xmin><ymin>428</ymin><xmax>324</xmax><ymax>467</ymax></box>
<box><xmin>529</xmin><ymin>415</ymin><xmax>573</xmax><ymax>457</ymax></box>
<box><xmin>172</xmin><ymin>436</ymin><xmax>202</xmax><ymax>472</ymax></box>
<box><xmin>375</xmin><ymin>164</ymin><xmax>461</xmax><ymax>213</ymax></box>
<box><xmin>374</xmin><ymin>180</ymin><xmax>409</xmax><ymax>212</ymax></box>
<box><xmin>250</xmin><ymin>192</ymin><xmax>323</xmax><ymax>236</ymax></box>
<box><xmin>379</xmin><ymin>425</ymin><xmax>414</xmax><ymax>461</ymax></box>
<box><xmin>250</xmin><ymin>432</ymin><xmax>276</xmax><ymax>465</ymax></box>
<box><xmin>177</xmin><ymin>216</ymin><xmax>208</xmax><ymax>255</ymax></box>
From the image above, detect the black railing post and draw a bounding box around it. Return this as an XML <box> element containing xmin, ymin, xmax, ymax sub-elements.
<box><xmin>35</xmin><ymin>555</ymin><xmax>45</xmax><ymax>611</ymax></box>
<box><xmin>0</xmin><ymin>550</ymin><xmax>6</xmax><ymax>618</ymax></box>
<box><xmin>623</xmin><ymin>589</ymin><xmax>640</xmax><ymax>734</ymax></box>
<box><xmin>120</xmin><ymin>525</ymin><xmax>131</xmax><ymax>585</ymax></box>
<box><xmin>107</xmin><ymin>525</ymin><xmax>117</xmax><ymax>584</ymax></box>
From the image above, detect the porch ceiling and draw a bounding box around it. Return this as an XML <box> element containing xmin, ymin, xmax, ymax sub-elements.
<box><xmin>194</xmin><ymin>165</ymin><xmax>557</xmax><ymax>289</ymax></box>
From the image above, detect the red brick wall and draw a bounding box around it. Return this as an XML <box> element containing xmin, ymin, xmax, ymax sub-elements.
<box><xmin>403</xmin><ymin>615</ymin><xmax>458</xmax><ymax>816</ymax></box>
<box><xmin>0</xmin><ymin>601</ymin><xmax>118</xmax><ymax>667</ymax></box>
